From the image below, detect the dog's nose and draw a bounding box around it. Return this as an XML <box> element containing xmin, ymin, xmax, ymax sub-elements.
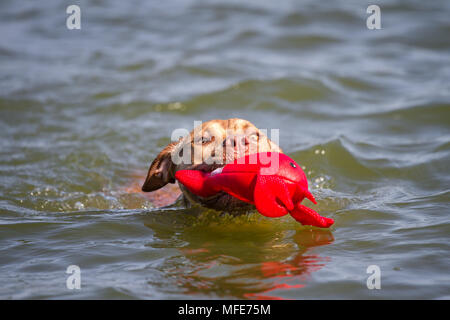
<box><xmin>223</xmin><ymin>135</ymin><xmax>249</xmax><ymax>150</ymax></box>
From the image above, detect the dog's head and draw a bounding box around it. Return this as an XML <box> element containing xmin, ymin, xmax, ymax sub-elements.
<box><xmin>142</xmin><ymin>118</ymin><xmax>282</xmax><ymax>211</ymax></box>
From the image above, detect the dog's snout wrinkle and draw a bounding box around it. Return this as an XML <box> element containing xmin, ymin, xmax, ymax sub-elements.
<box><xmin>223</xmin><ymin>135</ymin><xmax>249</xmax><ymax>149</ymax></box>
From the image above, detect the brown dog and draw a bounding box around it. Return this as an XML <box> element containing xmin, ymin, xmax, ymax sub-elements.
<box><xmin>142</xmin><ymin>118</ymin><xmax>282</xmax><ymax>212</ymax></box>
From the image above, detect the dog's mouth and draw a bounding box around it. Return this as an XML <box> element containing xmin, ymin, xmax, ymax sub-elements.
<box><xmin>189</xmin><ymin>148</ymin><xmax>253</xmax><ymax>174</ymax></box>
<box><xmin>188</xmin><ymin>162</ymin><xmax>225</xmax><ymax>174</ymax></box>
<box><xmin>177</xmin><ymin>150</ymin><xmax>258</xmax><ymax>211</ymax></box>
<box><xmin>179</xmin><ymin>161</ymin><xmax>253</xmax><ymax>213</ymax></box>
<box><xmin>175</xmin><ymin>146</ymin><xmax>269</xmax><ymax>213</ymax></box>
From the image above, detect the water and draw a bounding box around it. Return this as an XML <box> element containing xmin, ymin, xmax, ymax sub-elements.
<box><xmin>0</xmin><ymin>0</ymin><xmax>449</xmax><ymax>299</ymax></box>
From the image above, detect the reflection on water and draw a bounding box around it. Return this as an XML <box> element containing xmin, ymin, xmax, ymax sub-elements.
<box><xmin>245</xmin><ymin>230</ymin><xmax>333</xmax><ymax>299</ymax></box>
<box><xmin>144</xmin><ymin>212</ymin><xmax>333</xmax><ymax>299</ymax></box>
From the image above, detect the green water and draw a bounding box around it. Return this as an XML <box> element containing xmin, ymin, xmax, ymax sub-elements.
<box><xmin>0</xmin><ymin>0</ymin><xmax>449</xmax><ymax>299</ymax></box>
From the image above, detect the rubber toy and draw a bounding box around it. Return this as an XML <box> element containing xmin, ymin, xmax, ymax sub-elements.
<box><xmin>174</xmin><ymin>152</ymin><xmax>334</xmax><ymax>228</ymax></box>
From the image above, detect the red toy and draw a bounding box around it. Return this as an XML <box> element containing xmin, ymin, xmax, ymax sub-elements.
<box><xmin>175</xmin><ymin>152</ymin><xmax>334</xmax><ymax>228</ymax></box>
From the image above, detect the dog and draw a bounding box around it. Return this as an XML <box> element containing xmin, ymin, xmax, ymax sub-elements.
<box><xmin>142</xmin><ymin>118</ymin><xmax>282</xmax><ymax>212</ymax></box>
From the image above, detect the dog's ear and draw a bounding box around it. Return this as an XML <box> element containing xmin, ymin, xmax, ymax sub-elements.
<box><xmin>142</xmin><ymin>141</ymin><xmax>178</xmax><ymax>192</ymax></box>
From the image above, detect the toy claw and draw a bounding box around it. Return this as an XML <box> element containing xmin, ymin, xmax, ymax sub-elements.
<box><xmin>175</xmin><ymin>152</ymin><xmax>334</xmax><ymax>228</ymax></box>
<box><xmin>302</xmin><ymin>188</ymin><xmax>317</xmax><ymax>205</ymax></box>
<box><xmin>290</xmin><ymin>203</ymin><xmax>334</xmax><ymax>228</ymax></box>
<box><xmin>254</xmin><ymin>175</ymin><xmax>293</xmax><ymax>217</ymax></box>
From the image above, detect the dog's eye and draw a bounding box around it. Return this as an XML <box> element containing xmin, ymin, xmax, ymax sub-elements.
<box><xmin>290</xmin><ymin>162</ymin><xmax>297</xmax><ymax>168</ymax></box>
<box><xmin>196</xmin><ymin>136</ymin><xmax>212</xmax><ymax>145</ymax></box>
<box><xmin>249</xmin><ymin>133</ymin><xmax>259</xmax><ymax>142</ymax></box>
